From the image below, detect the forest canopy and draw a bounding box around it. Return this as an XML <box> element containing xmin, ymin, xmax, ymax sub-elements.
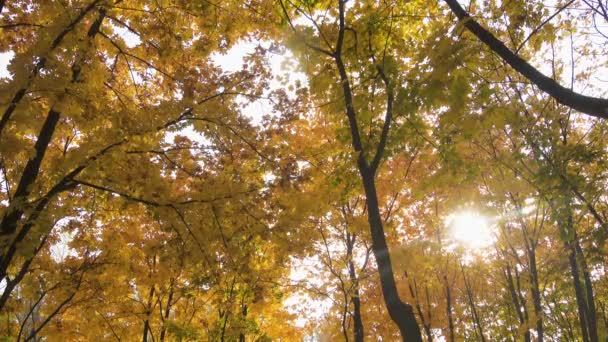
<box><xmin>0</xmin><ymin>0</ymin><xmax>607</xmax><ymax>341</ymax></box>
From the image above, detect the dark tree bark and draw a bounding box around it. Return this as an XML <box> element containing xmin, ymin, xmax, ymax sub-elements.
<box><xmin>575</xmin><ymin>239</ymin><xmax>598</xmax><ymax>342</ymax></box>
<box><xmin>461</xmin><ymin>264</ymin><xmax>486</xmax><ymax>342</ymax></box>
<box><xmin>568</xmin><ymin>241</ymin><xmax>590</xmax><ymax>342</ymax></box>
<box><xmin>143</xmin><ymin>257</ymin><xmax>156</xmax><ymax>342</ymax></box>
<box><xmin>0</xmin><ymin>8</ymin><xmax>106</xmax><ymax>296</ymax></box>
<box><xmin>558</xmin><ymin>197</ymin><xmax>592</xmax><ymax>342</ymax></box>
<box><xmin>508</xmin><ymin>193</ymin><xmax>543</xmax><ymax>342</ymax></box>
<box><xmin>159</xmin><ymin>279</ymin><xmax>175</xmax><ymax>342</ymax></box>
<box><xmin>0</xmin><ymin>0</ymin><xmax>103</xmax><ymax>136</ymax></box>
<box><xmin>443</xmin><ymin>0</ymin><xmax>608</xmax><ymax>120</ymax></box>
<box><xmin>280</xmin><ymin>0</ymin><xmax>422</xmax><ymax>339</ymax></box>
<box><xmin>332</xmin><ymin>1</ymin><xmax>422</xmax><ymax>340</ymax></box>
<box><xmin>346</xmin><ymin>232</ymin><xmax>364</xmax><ymax>342</ymax></box>
<box><xmin>357</xmin><ymin>167</ymin><xmax>422</xmax><ymax>341</ymax></box>
<box><xmin>238</xmin><ymin>305</ymin><xmax>247</xmax><ymax>342</ymax></box>
<box><xmin>527</xmin><ymin>245</ymin><xmax>543</xmax><ymax>341</ymax></box>
<box><xmin>406</xmin><ymin>274</ymin><xmax>432</xmax><ymax>341</ymax></box>
<box><xmin>444</xmin><ymin>276</ymin><xmax>455</xmax><ymax>342</ymax></box>
<box><xmin>505</xmin><ymin>264</ymin><xmax>531</xmax><ymax>342</ymax></box>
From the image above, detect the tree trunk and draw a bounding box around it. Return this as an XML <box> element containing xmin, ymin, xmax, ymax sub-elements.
<box><xmin>443</xmin><ymin>0</ymin><xmax>608</xmax><ymax>119</ymax></box>
<box><xmin>330</xmin><ymin>1</ymin><xmax>422</xmax><ymax>338</ymax></box>
<box><xmin>505</xmin><ymin>264</ymin><xmax>531</xmax><ymax>342</ymax></box>
<box><xmin>444</xmin><ymin>276</ymin><xmax>455</xmax><ymax>342</ymax></box>
<box><xmin>346</xmin><ymin>232</ymin><xmax>364</xmax><ymax>342</ymax></box>
<box><xmin>568</xmin><ymin>241</ymin><xmax>590</xmax><ymax>342</ymax></box>
<box><xmin>406</xmin><ymin>274</ymin><xmax>432</xmax><ymax>342</ymax></box>
<box><xmin>142</xmin><ymin>285</ymin><xmax>155</xmax><ymax>342</ymax></box>
<box><xmin>159</xmin><ymin>280</ymin><xmax>175</xmax><ymax>342</ymax></box>
<box><xmin>0</xmin><ymin>8</ymin><xmax>106</xmax><ymax>295</ymax></box>
<box><xmin>239</xmin><ymin>305</ymin><xmax>247</xmax><ymax>342</ymax></box>
<box><xmin>527</xmin><ymin>246</ymin><xmax>543</xmax><ymax>341</ymax></box>
<box><xmin>359</xmin><ymin>167</ymin><xmax>422</xmax><ymax>341</ymax></box>
<box><xmin>461</xmin><ymin>264</ymin><xmax>486</xmax><ymax>342</ymax></box>
<box><xmin>575</xmin><ymin>240</ymin><xmax>598</xmax><ymax>342</ymax></box>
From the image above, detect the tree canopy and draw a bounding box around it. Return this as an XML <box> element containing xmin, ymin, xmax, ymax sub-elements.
<box><xmin>0</xmin><ymin>0</ymin><xmax>607</xmax><ymax>341</ymax></box>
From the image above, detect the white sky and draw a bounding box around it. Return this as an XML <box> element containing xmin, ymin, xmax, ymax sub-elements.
<box><xmin>0</xmin><ymin>51</ymin><xmax>14</xmax><ymax>79</ymax></box>
<box><xmin>211</xmin><ymin>40</ymin><xmax>307</xmax><ymax>125</ymax></box>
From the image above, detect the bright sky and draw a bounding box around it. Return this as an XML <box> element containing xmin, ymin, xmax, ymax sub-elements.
<box><xmin>211</xmin><ymin>40</ymin><xmax>307</xmax><ymax>125</ymax></box>
<box><xmin>0</xmin><ymin>51</ymin><xmax>14</xmax><ymax>79</ymax></box>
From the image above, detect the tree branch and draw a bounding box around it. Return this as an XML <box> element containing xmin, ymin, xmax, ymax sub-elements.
<box><xmin>443</xmin><ymin>0</ymin><xmax>608</xmax><ymax>119</ymax></box>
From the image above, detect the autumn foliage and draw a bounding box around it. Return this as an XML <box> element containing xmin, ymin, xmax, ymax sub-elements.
<box><xmin>0</xmin><ymin>0</ymin><xmax>607</xmax><ymax>341</ymax></box>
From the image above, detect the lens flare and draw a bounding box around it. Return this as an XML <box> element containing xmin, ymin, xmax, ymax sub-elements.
<box><xmin>447</xmin><ymin>211</ymin><xmax>494</xmax><ymax>249</ymax></box>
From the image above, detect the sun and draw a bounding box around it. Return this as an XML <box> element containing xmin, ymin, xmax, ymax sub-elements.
<box><xmin>447</xmin><ymin>211</ymin><xmax>494</xmax><ymax>249</ymax></box>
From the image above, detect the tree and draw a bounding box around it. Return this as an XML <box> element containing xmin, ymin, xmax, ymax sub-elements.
<box><xmin>443</xmin><ymin>0</ymin><xmax>608</xmax><ymax>119</ymax></box>
<box><xmin>1</xmin><ymin>0</ymin><xmax>608</xmax><ymax>340</ymax></box>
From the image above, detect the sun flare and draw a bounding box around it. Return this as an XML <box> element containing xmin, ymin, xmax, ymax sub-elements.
<box><xmin>447</xmin><ymin>211</ymin><xmax>494</xmax><ymax>249</ymax></box>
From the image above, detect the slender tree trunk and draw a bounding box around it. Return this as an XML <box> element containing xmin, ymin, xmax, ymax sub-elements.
<box><xmin>142</xmin><ymin>319</ymin><xmax>150</xmax><ymax>342</ymax></box>
<box><xmin>346</xmin><ymin>232</ymin><xmax>364</xmax><ymax>342</ymax></box>
<box><xmin>444</xmin><ymin>276</ymin><xmax>455</xmax><ymax>342</ymax></box>
<box><xmin>461</xmin><ymin>264</ymin><xmax>486</xmax><ymax>342</ymax></box>
<box><xmin>238</xmin><ymin>305</ymin><xmax>247</xmax><ymax>342</ymax></box>
<box><xmin>143</xmin><ymin>255</ymin><xmax>156</xmax><ymax>342</ymax></box>
<box><xmin>406</xmin><ymin>274</ymin><xmax>432</xmax><ymax>341</ymax></box>
<box><xmin>527</xmin><ymin>246</ymin><xmax>543</xmax><ymax>341</ymax></box>
<box><xmin>424</xmin><ymin>286</ymin><xmax>433</xmax><ymax>342</ymax></box>
<box><xmin>0</xmin><ymin>8</ymin><xmax>106</xmax><ymax>289</ymax></box>
<box><xmin>568</xmin><ymin>241</ymin><xmax>590</xmax><ymax>342</ymax></box>
<box><xmin>220</xmin><ymin>277</ymin><xmax>236</xmax><ymax>342</ymax></box>
<box><xmin>575</xmin><ymin>240</ymin><xmax>598</xmax><ymax>342</ymax></box>
<box><xmin>219</xmin><ymin>310</ymin><xmax>230</xmax><ymax>342</ymax></box>
<box><xmin>159</xmin><ymin>280</ymin><xmax>175</xmax><ymax>342</ymax></box>
<box><xmin>142</xmin><ymin>285</ymin><xmax>155</xmax><ymax>342</ymax></box>
<box><xmin>558</xmin><ymin>196</ymin><xmax>595</xmax><ymax>342</ymax></box>
<box><xmin>515</xmin><ymin>266</ymin><xmax>531</xmax><ymax>340</ymax></box>
<box><xmin>327</xmin><ymin>1</ymin><xmax>422</xmax><ymax>339</ymax></box>
<box><xmin>350</xmin><ymin>289</ymin><xmax>364</xmax><ymax>342</ymax></box>
<box><xmin>505</xmin><ymin>264</ymin><xmax>531</xmax><ymax>342</ymax></box>
<box><xmin>341</xmin><ymin>298</ymin><xmax>350</xmax><ymax>342</ymax></box>
<box><xmin>359</xmin><ymin>168</ymin><xmax>422</xmax><ymax>341</ymax></box>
